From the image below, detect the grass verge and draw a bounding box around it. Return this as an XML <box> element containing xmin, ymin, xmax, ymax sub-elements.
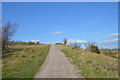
<box><xmin>61</xmin><ymin>47</ymin><xmax>118</xmax><ymax>78</ymax></box>
<box><xmin>2</xmin><ymin>45</ymin><xmax>50</xmax><ymax>78</ymax></box>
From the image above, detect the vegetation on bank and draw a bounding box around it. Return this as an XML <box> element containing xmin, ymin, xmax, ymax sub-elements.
<box><xmin>61</xmin><ymin>47</ymin><xmax>118</xmax><ymax>78</ymax></box>
<box><xmin>100</xmin><ymin>49</ymin><xmax>119</xmax><ymax>59</ymax></box>
<box><xmin>69</xmin><ymin>41</ymin><xmax>118</xmax><ymax>59</ymax></box>
<box><xmin>2</xmin><ymin>44</ymin><xmax>50</xmax><ymax>78</ymax></box>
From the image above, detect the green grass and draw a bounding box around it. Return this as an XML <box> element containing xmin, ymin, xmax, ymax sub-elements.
<box><xmin>2</xmin><ymin>44</ymin><xmax>50</xmax><ymax>78</ymax></box>
<box><xmin>61</xmin><ymin>47</ymin><xmax>118</xmax><ymax>78</ymax></box>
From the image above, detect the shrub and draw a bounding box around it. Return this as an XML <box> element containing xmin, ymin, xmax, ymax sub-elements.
<box><xmin>86</xmin><ymin>42</ymin><xmax>100</xmax><ymax>54</ymax></box>
<box><xmin>89</xmin><ymin>45</ymin><xmax>100</xmax><ymax>54</ymax></box>
<box><xmin>70</xmin><ymin>43</ymin><xmax>81</xmax><ymax>50</ymax></box>
<box><xmin>37</xmin><ymin>42</ymin><xmax>39</xmax><ymax>44</ymax></box>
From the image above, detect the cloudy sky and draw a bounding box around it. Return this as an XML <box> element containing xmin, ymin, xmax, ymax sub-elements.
<box><xmin>2</xmin><ymin>2</ymin><xmax>118</xmax><ymax>49</ymax></box>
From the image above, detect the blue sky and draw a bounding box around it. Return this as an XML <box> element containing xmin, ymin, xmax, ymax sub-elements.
<box><xmin>2</xmin><ymin>2</ymin><xmax>118</xmax><ymax>48</ymax></box>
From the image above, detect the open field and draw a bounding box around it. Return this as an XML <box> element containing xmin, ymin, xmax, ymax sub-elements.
<box><xmin>61</xmin><ymin>46</ymin><xmax>118</xmax><ymax>78</ymax></box>
<box><xmin>2</xmin><ymin>44</ymin><xmax>50</xmax><ymax>78</ymax></box>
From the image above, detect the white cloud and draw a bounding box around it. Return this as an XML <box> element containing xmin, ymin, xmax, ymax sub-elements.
<box><xmin>103</xmin><ymin>39</ymin><xmax>118</xmax><ymax>43</ymax></box>
<box><xmin>111</xmin><ymin>33</ymin><xmax>120</xmax><ymax>36</ymax></box>
<box><xmin>53</xmin><ymin>31</ymin><xmax>63</xmax><ymax>35</ymax></box>
<box><xmin>66</xmin><ymin>39</ymin><xmax>88</xmax><ymax>44</ymax></box>
<box><xmin>104</xmin><ymin>33</ymin><xmax>120</xmax><ymax>39</ymax></box>
<box><xmin>100</xmin><ymin>38</ymin><xmax>119</xmax><ymax>49</ymax></box>
<box><xmin>102</xmin><ymin>33</ymin><xmax>120</xmax><ymax>48</ymax></box>
<box><xmin>31</xmin><ymin>40</ymin><xmax>40</xmax><ymax>42</ymax></box>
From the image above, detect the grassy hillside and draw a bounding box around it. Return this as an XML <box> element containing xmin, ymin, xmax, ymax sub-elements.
<box><xmin>61</xmin><ymin>47</ymin><xmax>118</xmax><ymax>78</ymax></box>
<box><xmin>2</xmin><ymin>44</ymin><xmax>50</xmax><ymax>78</ymax></box>
<box><xmin>100</xmin><ymin>49</ymin><xmax>118</xmax><ymax>59</ymax></box>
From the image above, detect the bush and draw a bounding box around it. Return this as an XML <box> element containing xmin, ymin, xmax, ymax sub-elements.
<box><xmin>70</xmin><ymin>43</ymin><xmax>81</xmax><ymax>50</ymax></box>
<box><xmin>89</xmin><ymin>45</ymin><xmax>100</xmax><ymax>54</ymax></box>
<box><xmin>37</xmin><ymin>42</ymin><xmax>39</xmax><ymax>44</ymax></box>
<box><xmin>86</xmin><ymin>42</ymin><xmax>100</xmax><ymax>54</ymax></box>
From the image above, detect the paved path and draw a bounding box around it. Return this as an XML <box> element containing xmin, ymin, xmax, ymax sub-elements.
<box><xmin>34</xmin><ymin>45</ymin><xmax>81</xmax><ymax>78</ymax></box>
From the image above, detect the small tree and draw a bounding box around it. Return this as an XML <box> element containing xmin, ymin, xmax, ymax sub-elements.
<box><xmin>37</xmin><ymin>42</ymin><xmax>39</xmax><ymax>44</ymax></box>
<box><xmin>71</xmin><ymin>42</ymin><xmax>81</xmax><ymax>50</ymax></box>
<box><xmin>2</xmin><ymin>22</ymin><xmax>18</xmax><ymax>51</ymax></box>
<box><xmin>63</xmin><ymin>38</ymin><xmax>67</xmax><ymax>45</ymax></box>
<box><xmin>85</xmin><ymin>42</ymin><xmax>100</xmax><ymax>54</ymax></box>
